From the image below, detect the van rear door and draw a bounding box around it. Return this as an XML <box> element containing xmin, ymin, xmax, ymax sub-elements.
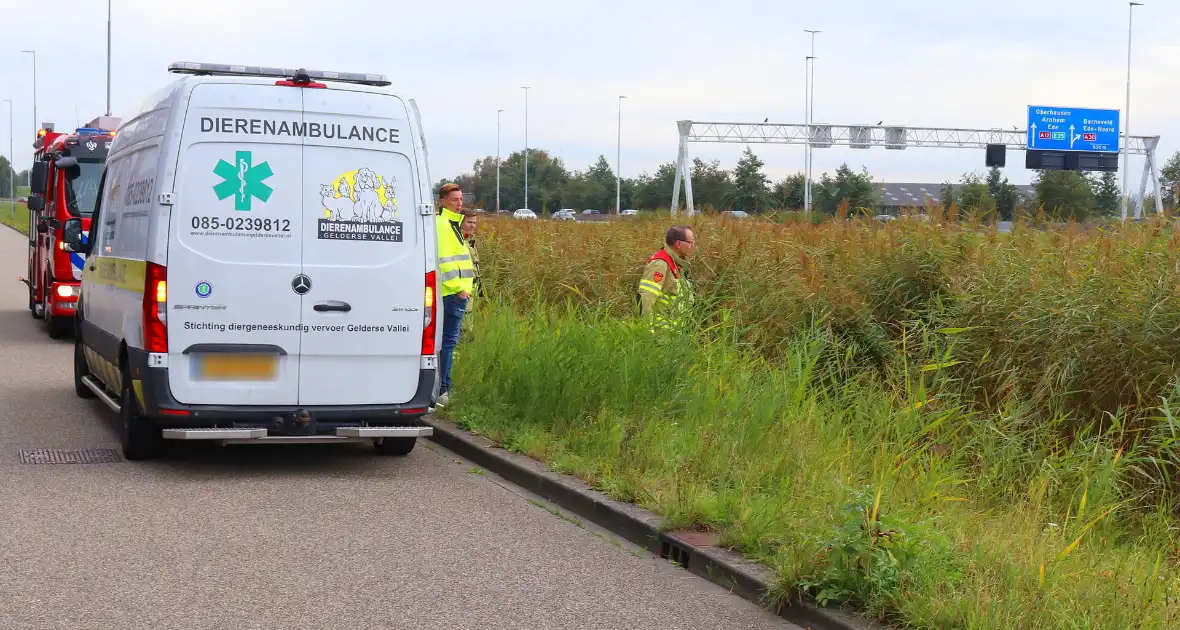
<box><xmin>166</xmin><ymin>83</ymin><xmax>305</xmax><ymax>406</ymax></box>
<box><xmin>297</xmin><ymin>88</ymin><xmax>425</xmax><ymax>406</ymax></box>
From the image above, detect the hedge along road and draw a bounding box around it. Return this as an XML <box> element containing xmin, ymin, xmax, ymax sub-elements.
<box><xmin>0</xmin><ymin>224</ymin><xmax>798</xmax><ymax>630</ymax></box>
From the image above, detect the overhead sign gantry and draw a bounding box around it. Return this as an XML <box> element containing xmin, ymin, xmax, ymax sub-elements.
<box><xmin>670</xmin><ymin>118</ymin><xmax>1164</xmax><ymax>217</ymax></box>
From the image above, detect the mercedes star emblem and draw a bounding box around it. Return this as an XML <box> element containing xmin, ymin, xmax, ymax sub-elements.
<box><xmin>291</xmin><ymin>274</ymin><xmax>312</xmax><ymax>295</ymax></box>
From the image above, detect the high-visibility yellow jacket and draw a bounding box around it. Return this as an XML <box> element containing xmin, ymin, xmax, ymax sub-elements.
<box><xmin>436</xmin><ymin>208</ymin><xmax>475</xmax><ymax>297</ymax></box>
<box><xmin>636</xmin><ymin>245</ymin><xmax>693</xmax><ymax>329</ymax></box>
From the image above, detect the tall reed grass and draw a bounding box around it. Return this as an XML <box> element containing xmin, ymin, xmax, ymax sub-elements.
<box><xmin>446</xmin><ymin>212</ymin><xmax>1180</xmax><ymax>628</ymax></box>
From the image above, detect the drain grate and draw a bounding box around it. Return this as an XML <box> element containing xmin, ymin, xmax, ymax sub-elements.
<box><xmin>18</xmin><ymin>448</ymin><xmax>122</xmax><ymax>464</ymax></box>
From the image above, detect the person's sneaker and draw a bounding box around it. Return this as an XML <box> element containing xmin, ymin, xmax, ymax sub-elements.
<box><xmin>436</xmin><ymin>392</ymin><xmax>450</xmax><ymax>407</ymax></box>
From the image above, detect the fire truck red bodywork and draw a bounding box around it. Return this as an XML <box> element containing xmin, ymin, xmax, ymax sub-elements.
<box><xmin>21</xmin><ymin>121</ymin><xmax>116</xmax><ymax>338</ymax></box>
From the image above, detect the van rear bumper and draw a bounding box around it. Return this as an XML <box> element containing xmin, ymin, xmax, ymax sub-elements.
<box><xmin>128</xmin><ymin>348</ymin><xmax>437</xmax><ymax>429</ymax></box>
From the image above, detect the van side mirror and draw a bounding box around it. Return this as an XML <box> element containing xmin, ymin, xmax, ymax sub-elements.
<box><xmin>62</xmin><ymin>218</ymin><xmax>90</xmax><ymax>254</ymax></box>
<box><xmin>26</xmin><ymin>194</ymin><xmax>45</xmax><ymax>212</ymax></box>
<box><xmin>30</xmin><ymin>162</ymin><xmax>48</xmax><ymax>194</ymax></box>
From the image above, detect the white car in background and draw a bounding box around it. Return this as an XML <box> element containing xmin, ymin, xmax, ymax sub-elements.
<box><xmin>552</xmin><ymin>209</ymin><xmax>576</xmax><ymax>221</ymax></box>
<box><xmin>620</xmin><ymin>209</ymin><xmax>638</xmax><ymax>216</ymax></box>
<box><xmin>513</xmin><ymin>208</ymin><xmax>537</xmax><ymax>219</ymax></box>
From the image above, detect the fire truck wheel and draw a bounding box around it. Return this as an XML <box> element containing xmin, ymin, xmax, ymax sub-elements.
<box><xmin>74</xmin><ymin>340</ymin><xmax>95</xmax><ymax>399</ymax></box>
<box><xmin>119</xmin><ymin>368</ymin><xmax>163</xmax><ymax>461</ymax></box>
<box><xmin>42</xmin><ymin>291</ymin><xmax>69</xmax><ymax>339</ymax></box>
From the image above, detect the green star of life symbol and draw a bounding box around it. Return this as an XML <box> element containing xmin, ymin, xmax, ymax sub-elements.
<box><xmin>213</xmin><ymin>150</ymin><xmax>274</xmax><ymax>211</ymax></box>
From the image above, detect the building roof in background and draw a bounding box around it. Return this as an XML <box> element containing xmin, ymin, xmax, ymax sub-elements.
<box><xmin>876</xmin><ymin>182</ymin><xmax>1037</xmax><ymax>207</ymax></box>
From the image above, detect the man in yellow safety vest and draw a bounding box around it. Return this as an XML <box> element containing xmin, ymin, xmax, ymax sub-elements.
<box><xmin>435</xmin><ymin>183</ymin><xmax>476</xmax><ymax>405</ymax></box>
<box><xmin>636</xmin><ymin>224</ymin><xmax>696</xmax><ymax>330</ymax></box>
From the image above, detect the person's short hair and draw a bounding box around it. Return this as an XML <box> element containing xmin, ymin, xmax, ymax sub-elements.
<box><xmin>460</xmin><ymin>209</ymin><xmax>479</xmax><ymax>218</ymax></box>
<box><xmin>665</xmin><ymin>224</ymin><xmax>693</xmax><ymax>247</ymax></box>
<box><xmin>438</xmin><ymin>182</ymin><xmax>461</xmax><ymax>198</ymax></box>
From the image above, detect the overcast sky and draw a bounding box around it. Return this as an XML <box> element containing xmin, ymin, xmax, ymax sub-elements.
<box><xmin>2</xmin><ymin>0</ymin><xmax>1177</xmax><ymax>189</ymax></box>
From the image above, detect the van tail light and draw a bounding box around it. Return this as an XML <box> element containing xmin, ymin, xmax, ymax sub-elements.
<box><xmin>143</xmin><ymin>262</ymin><xmax>168</xmax><ymax>353</ymax></box>
<box><xmin>421</xmin><ymin>271</ymin><xmax>437</xmax><ymax>356</ymax></box>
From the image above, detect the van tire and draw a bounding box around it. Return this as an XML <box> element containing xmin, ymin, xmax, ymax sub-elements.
<box><xmin>74</xmin><ymin>341</ymin><xmax>95</xmax><ymax>399</ymax></box>
<box><xmin>374</xmin><ymin>437</ymin><xmax>416</xmax><ymax>456</ymax></box>
<box><xmin>119</xmin><ymin>369</ymin><xmax>163</xmax><ymax>461</ymax></box>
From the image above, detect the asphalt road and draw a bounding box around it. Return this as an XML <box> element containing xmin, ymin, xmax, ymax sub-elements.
<box><xmin>0</xmin><ymin>224</ymin><xmax>798</xmax><ymax>630</ymax></box>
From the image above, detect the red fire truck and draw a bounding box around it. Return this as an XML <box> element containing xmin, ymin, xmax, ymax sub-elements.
<box><xmin>20</xmin><ymin>117</ymin><xmax>119</xmax><ymax>338</ymax></box>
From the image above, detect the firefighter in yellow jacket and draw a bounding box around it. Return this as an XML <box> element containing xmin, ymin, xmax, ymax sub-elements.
<box><xmin>636</xmin><ymin>224</ymin><xmax>696</xmax><ymax>329</ymax></box>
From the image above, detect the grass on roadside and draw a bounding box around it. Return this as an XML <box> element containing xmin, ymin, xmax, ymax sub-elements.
<box><xmin>445</xmin><ymin>304</ymin><xmax>1180</xmax><ymax>629</ymax></box>
<box><xmin>0</xmin><ymin>202</ymin><xmax>29</xmax><ymax>235</ymax></box>
<box><xmin>440</xmin><ymin>212</ymin><xmax>1180</xmax><ymax>629</ymax></box>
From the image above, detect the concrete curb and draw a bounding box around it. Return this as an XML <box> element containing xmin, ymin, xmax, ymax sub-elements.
<box><xmin>424</xmin><ymin>416</ymin><xmax>886</xmax><ymax>630</ymax></box>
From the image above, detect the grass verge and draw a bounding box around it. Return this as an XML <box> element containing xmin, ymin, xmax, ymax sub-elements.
<box><xmin>0</xmin><ymin>202</ymin><xmax>29</xmax><ymax>235</ymax></box>
<box><xmin>444</xmin><ymin>304</ymin><xmax>1180</xmax><ymax>629</ymax></box>
<box><xmin>442</xmin><ymin>213</ymin><xmax>1180</xmax><ymax>628</ymax></box>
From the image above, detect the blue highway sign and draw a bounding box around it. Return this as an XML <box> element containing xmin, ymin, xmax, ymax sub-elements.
<box><xmin>1026</xmin><ymin>105</ymin><xmax>1120</xmax><ymax>153</ymax></box>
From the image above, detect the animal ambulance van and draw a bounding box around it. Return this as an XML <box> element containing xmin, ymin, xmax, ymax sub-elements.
<box><xmin>63</xmin><ymin>62</ymin><xmax>440</xmax><ymax>460</ymax></box>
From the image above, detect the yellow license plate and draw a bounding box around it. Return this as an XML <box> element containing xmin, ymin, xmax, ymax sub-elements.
<box><xmin>193</xmin><ymin>353</ymin><xmax>279</xmax><ymax>381</ymax></box>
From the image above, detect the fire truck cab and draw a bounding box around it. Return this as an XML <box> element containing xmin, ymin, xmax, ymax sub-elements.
<box><xmin>22</xmin><ymin>117</ymin><xmax>119</xmax><ymax>338</ymax></box>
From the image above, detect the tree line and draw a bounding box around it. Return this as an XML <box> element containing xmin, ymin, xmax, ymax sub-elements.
<box><xmin>0</xmin><ymin>157</ymin><xmax>31</xmax><ymax>198</ymax></box>
<box><xmin>442</xmin><ymin>145</ymin><xmax>1180</xmax><ymax>220</ymax></box>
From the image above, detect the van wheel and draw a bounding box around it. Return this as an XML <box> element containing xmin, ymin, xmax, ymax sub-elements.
<box><xmin>74</xmin><ymin>341</ymin><xmax>95</xmax><ymax>399</ymax></box>
<box><xmin>119</xmin><ymin>370</ymin><xmax>163</xmax><ymax>461</ymax></box>
<box><xmin>374</xmin><ymin>437</ymin><xmax>417</xmax><ymax>456</ymax></box>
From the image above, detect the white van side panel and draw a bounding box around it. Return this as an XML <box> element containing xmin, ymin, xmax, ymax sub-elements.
<box><xmin>297</xmin><ymin>89</ymin><xmax>425</xmax><ymax>405</ymax></box>
<box><xmin>165</xmin><ymin>82</ymin><xmax>305</xmax><ymax>406</ymax></box>
<box><xmin>112</xmin><ymin>141</ymin><xmax>162</xmax><ymax>349</ymax></box>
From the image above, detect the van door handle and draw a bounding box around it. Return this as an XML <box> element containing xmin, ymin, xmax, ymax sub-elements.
<box><xmin>313</xmin><ymin>301</ymin><xmax>352</xmax><ymax>313</ymax></box>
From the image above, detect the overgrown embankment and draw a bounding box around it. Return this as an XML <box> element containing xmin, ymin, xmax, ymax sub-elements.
<box><xmin>445</xmin><ymin>213</ymin><xmax>1180</xmax><ymax>629</ymax></box>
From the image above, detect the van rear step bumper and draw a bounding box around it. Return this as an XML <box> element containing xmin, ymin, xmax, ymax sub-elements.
<box><xmin>160</xmin><ymin>426</ymin><xmax>433</xmax><ymax>441</ymax></box>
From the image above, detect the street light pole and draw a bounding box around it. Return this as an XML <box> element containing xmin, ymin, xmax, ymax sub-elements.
<box><xmin>106</xmin><ymin>0</ymin><xmax>113</xmax><ymax>116</ymax></box>
<box><xmin>616</xmin><ymin>95</ymin><xmax>627</xmax><ymax>213</ymax></box>
<box><xmin>4</xmin><ymin>100</ymin><xmax>13</xmax><ymax>220</ymax></box>
<box><xmin>522</xmin><ymin>86</ymin><xmax>530</xmax><ymax>211</ymax></box>
<box><xmin>1122</xmin><ymin>1</ymin><xmax>1142</xmax><ymax>221</ymax></box>
<box><xmin>496</xmin><ymin>109</ymin><xmax>503</xmax><ymax>213</ymax></box>
<box><xmin>21</xmin><ymin>50</ymin><xmax>36</xmax><ymax>133</ymax></box>
<box><xmin>803</xmin><ymin>29</ymin><xmax>820</xmax><ymax>214</ymax></box>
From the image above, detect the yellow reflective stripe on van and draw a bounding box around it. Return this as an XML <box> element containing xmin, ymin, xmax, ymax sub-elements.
<box><xmin>84</xmin><ymin>257</ymin><xmax>147</xmax><ymax>293</ymax></box>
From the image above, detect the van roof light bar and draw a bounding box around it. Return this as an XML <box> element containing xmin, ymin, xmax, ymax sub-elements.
<box><xmin>167</xmin><ymin>62</ymin><xmax>391</xmax><ymax>87</ymax></box>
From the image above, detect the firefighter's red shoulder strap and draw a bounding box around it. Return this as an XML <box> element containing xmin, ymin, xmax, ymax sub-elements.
<box><xmin>648</xmin><ymin>249</ymin><xmax>680</xmax><ymax>279</ymax></box>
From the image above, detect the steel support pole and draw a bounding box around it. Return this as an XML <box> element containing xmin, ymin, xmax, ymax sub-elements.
<box><xmin>803</xmin><ymin>29</ymin><xmax>820</xmax><ymax>214</ymax></box>
<box><xmin>106</xmin><ymin>0</ymin><xmax>113</xmax><ymax>116</ymax></box>
<box><xmin>496</xmin><ymin>109</ymin><xmax>502</xmax><ymax>213</ymax></box>
<box><xmin>1122</xmin><ymin>2</ymin><xmax>1142</xmax><ymax>220</ymax></box>
<box><xmin>616</xmin><ymin>95</ymin><xmax>626</xmax><ymax>213</ymax></box>
<box><xmin>4</xmin><ymin>100</ymin><xmax>13</xmax><ymax>219</ymax></box>
<box><xmin>522</xmin><ymin>86</ymin><xmax>530</xmax><ymax>211</ymax></box>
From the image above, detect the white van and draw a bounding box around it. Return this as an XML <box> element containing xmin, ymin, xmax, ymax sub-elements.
<box><xmin>62</xmin><ymin>62</ymin><xmax>439</xmax><ymax>460</ymax></box>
